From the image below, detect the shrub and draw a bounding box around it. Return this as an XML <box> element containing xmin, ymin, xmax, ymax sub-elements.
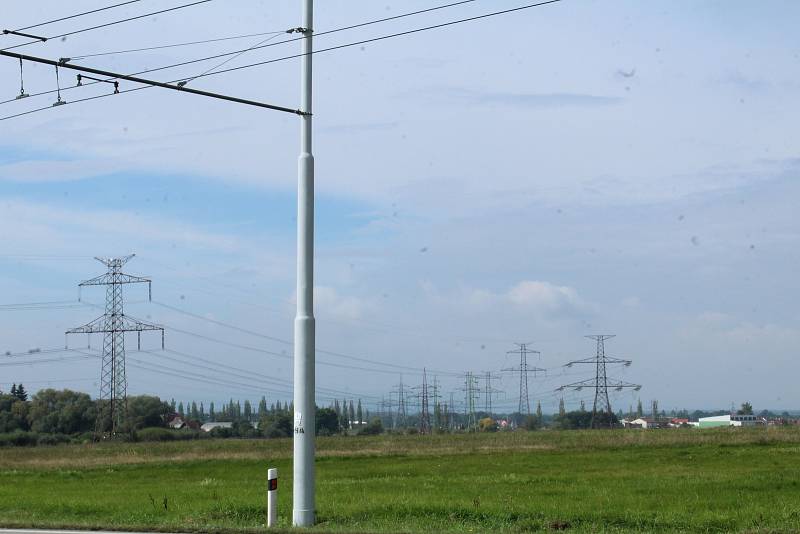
<box><xmin>136</xmin><ymin>427</ymin><xmax>176</xmax><ymax>442</ymax></box>
<box><xmin>36</xmin><ymin>433</ymin><xmax>71</xmax><ymax>446</ymax></box>
<box><xmin>358</xmin><ymin>417</ymin><xmax>384</xmax><ymax>436</ymax></box>
<box><xmin>0</xmin><ymin>431</ymin><xmax>39</xmax><ymax>447</ymax></box>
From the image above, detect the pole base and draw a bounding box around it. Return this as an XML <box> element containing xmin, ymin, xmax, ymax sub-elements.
<box><xmin>293</xmin><ymin>509</ymin><xmax>315</xmax><ymax>527</ymax></box>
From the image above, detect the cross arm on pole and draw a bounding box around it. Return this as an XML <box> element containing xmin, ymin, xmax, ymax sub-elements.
<box><xmin>0</xmin><ymin>50</ymin><xmax>309</xmax><ymax>115</ymax></box>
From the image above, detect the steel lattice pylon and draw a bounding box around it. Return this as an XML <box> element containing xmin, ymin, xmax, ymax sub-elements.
<box><xmin>558</xmin><ymin>335</ymin><xmax>641</xmax><ymax>428</ymax></box>
<box><xmin>503</xmin><ymin>343</ymin><xmax>544</xmax><ymax>423</ymax></box>
<box><xmin>67</xmin><ymin>255</ymin><xmax>164</xmax><ymax>436</ymax></box>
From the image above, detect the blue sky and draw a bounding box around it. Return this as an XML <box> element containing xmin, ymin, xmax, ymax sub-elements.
<box><xmin>0</xmin><ymin>0</ymin><xmax>798</xmax><ymax>414</ymax></box>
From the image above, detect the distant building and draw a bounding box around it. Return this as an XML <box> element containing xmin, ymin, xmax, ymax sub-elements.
<box><xmin>200</xmin><ymin>422</ymin><xmax>234</xmax><ymax>432</ymax></box>
<box><xmin>167</xmin><ymin>415</ymin><xmax>185</xmax><ymax>429</ymax></box>
<box><xmin>624</xmin><ymin>417</ymin><xmax>668</xmax><ymax>429</ymax></box>
<box><xmin>698</xmin><ymin>414</ymin><xmax>766</xmax><ymax>428</ymax></box>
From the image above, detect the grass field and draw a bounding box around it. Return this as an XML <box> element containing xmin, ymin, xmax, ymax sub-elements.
<box><xmin>1</xmin><ymin>428</ymin><xmax>799</xmax><ymax>533</ymax></box>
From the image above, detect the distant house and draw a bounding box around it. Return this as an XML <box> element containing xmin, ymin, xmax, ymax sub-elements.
<box><xmin>167</xmin><ymin>416</ymin><xmax>185</xmax><ymax>430</ymax></box>
<box><xmin>698</xmin><ymin>414</ymin><xmax>766</xmax><ymax>428</ymax></box>
<box><xmin>669</xmin><ymin>418</ymin><xmax>690</xmax><ymax>428</ymax></box>
<box><xmin>201</xmin><ymin>422</ymin><xmax>234</xmax><ymax>433</ymax></box>
<box><xmin>625</xmin><ymin>417</ymin><xmax>668</xmax><ymax>429</ymax></box>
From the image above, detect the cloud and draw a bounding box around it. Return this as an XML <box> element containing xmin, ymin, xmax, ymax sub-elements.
<box><xmin>506</xmin><ymin>280</ymin><xmax>587</xmax><ymax>312</ymax></box>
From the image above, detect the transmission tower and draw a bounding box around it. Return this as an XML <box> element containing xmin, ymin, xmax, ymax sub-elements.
<box><xmin>482</xmin><ymin>371</ymin><xmax>501</xmax><ymax>416</ymax></box>
<box><xmin>462</xmin><ymin>372</ymin><xmax>480</xmax><ymax>430</ymax></box>
<box><xmin>558</xmin><ymin>335</ymin><xmax>641</xmax><ymax>428</ymax></box>
<box><xmin>416</xmin><ymin>369</ymin><xmax>431</xmax><ymax>434</ymax></box>
<box><xmin>66</xmin><ymin>255</ymin><xmax>164</xmax><ymax>436</ymax></box>
<box><xmin>392</xmin><ymin>378</ymin><xmax>410</xmax><ymax>429</ymax></box>
<box><xmin>503</xmin><ymin>343</ymin><xmax>544</xmax><ymax>422</ymax></box>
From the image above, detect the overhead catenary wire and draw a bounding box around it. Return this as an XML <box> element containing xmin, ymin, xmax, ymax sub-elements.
<box><xmin>0</xmin><ymin>0</ymin><xmax>563</xmax><ymax>121</ymax></box>
<box><xmin>68</xmin><ymin>30</ymin><xmax>289</xmax><ymax>61</ymax></box>
<box><xmin>9</xmin><ymin>0</ymin><xmax>146</xmax><ymax>33</ymax></box>
<box><xmin>1</xmin><ymin>0</ymin><xmax>215</xmax><ymax>52</ymax></box>
<box><xmin>0</xmin><ymin>0</ymin><xmax>507</xmax><ymax>107</ymax></box>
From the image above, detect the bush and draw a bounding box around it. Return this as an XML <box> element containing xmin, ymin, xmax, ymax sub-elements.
<box><xmin>358</xmin><ymin>417</ymin><xmax>384</xmax><ymax>436</ymax></box>
<box><xmin>210</xmin><ymin>426</ymin><xmax>233</xmax><ymax>439</ymax></box>
<box><xmin>36</xmin><ymin>433</ymin><xmax>71</xmax><ymax>446</ymax></box>
<box><xmin>0</xmin><ymin>431</ymin><xmax>39</xmax><ymax>447</ymax></box>
<box><xmin>136</xmin><ymin>427</ymin><xmax>176</xmax><ymax>442</ymax></box>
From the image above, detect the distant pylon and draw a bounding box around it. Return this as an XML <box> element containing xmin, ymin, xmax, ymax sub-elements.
<box><xmin>418</xmin><ymin>369</ymin><xmax>431</xmax><ymax>434</ymax></box>
<box><xmin>462</xmin><ymin>372</ymin><xmax>479</xmax><ymax>430</ymax></box>
<box><xmin>503</xmin><ymin>343</ymin><xmax>544</xmax><ymax>422</ymax></box>
<box><xmin>558</xmin><ymin>335</ymin><xmax>641</xmax><ymax>428</ymax></box>
<box><xmin>482</xmin><ymin>371</ymin><xmax>500</xmax><ymax>416</ymax></box>
<box><xmin>393</xmin><ymin>377</ymin><xmax>409</xmax><ymax>429</ymax></box>
<box><xmin>66</xmin><ymin>255</ymin><xmax>164</xmax><ymax>436</ymax></box>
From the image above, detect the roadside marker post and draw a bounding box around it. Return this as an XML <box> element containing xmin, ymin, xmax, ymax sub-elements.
<box><xmin>267</xmin><ymin>467</ymin><xmax>278</xmax><ymax>527</ymax></box>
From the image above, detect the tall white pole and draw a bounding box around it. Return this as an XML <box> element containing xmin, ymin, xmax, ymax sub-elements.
<box><xmin>293</xmin><ymin>0</ymin><xmax>315</xmax><ymax>527</ymax></box>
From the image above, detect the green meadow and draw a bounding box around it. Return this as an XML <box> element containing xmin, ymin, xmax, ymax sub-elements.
<box><xmin>1</xmin><ymin>428</ymin><xmax>799</xmax><ymax>533</ymax></box>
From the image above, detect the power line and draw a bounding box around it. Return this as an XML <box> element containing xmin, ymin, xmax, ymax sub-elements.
<box><xmin>1</xmin><ymin>0</ymin><xmax>215</xmax><ymax>52</ymax></box>
<box><xmin>151</xmin><ymin>300</ymin><xmax>462</xmax><ymax>376</ymax></box>
<box><xmin>0</xmin><ymin>0</ymin><xmax>563</xmax><ymax>118</ymax></box>
<box><xmin>68</xmin><ymin>31</ymin><xmax>287</xmax><ymax>61</ymax></box>
<box><xmin>9</xmin><ymin>0</ymin><xmax>146</xmax><ymax>33</ymax></box>
<box><xmin>0</xmin><ymin>0</ymin><xmax>479</xmax><ymax>104</ymax></box>
<box><xmin>0</xmin><ymin>49</ymin><xmax>305</xmax><ymax>115</ymax></box>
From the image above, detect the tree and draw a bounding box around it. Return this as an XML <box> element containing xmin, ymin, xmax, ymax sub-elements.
<box><xmin>209</xmin><ymin>401</ymin><xmax>215</xmax><ymax>421</ymax></box>
<box><xmin>0</xmin><ymin>393</ymin><xmax>29</xmax><ymax>432</ymax></box>
<box><xmin>191</xmin><ymin>401</ymin><xmax>199</xmax><ymax>420</ymax></box>
<box><xmin>127</xmin><ymin>395</ymin><xmax>171</xmax><ymax>430</ymax></box>
<box><xmin>738</xmin><ymin>402</ymin><xmax>754</xmax><ymax>415</ymax></box>
<box><xmin>13</xmin><ymin>383</ymin><xmax>27</xmax><ymax>402</ymax></box>
<box><xmin>244</xmin><ymin>400</ymin><xmax>252</xmax><ymax>421</ymax></box>
<box><xmin>315</xmin><ymin>407</ymin><xmax>340</xmax><ymax>436</ymax></box>
<box><xmin>536</xmin><ymin>401</ymin><xmax>542</xmax><ymax>421</ymax></box>
<box><xmin>359</xmin><ymin>416</ymin><xmax>383</xmax><ymax>435</ymax></box>
<box><xmin>579</xmin><ymin>400</ymin><xmax>586</xmax><ymax>412</ymax></box>
<box><xmin>258</xmin><ymin>396</ymin><xmax>267</xmax><ymax>417</ymax></box>
<box><xmin>356</xmin><ymin>399</ymin><xmax>363</xmax><ymax>427</ymax></box>
<box><xmin>27</xmin><ymin>389</ymin><xmax>94</xmax><ymax>434</ymax></box>
<box><xmin>651</xmin><ymin>400</ymin><xmax>659</xmax><ymax>419</ymax></box>
<box><xmin>260</xmin><ymin>412</ymin><xmax>292</xmax><ymax>438</ymax></box>
<box><xmin>348</xmin><ymin>400</ymin><xmax>355</xmax><ymax>429</ymax></box>
<box><xmin>178</xmin><ymin>401</ymin><xmax>184</xmax><ymax>416</ymax></box>
<box><xmin>523</xmin><ymin>415</ymin><xmax>540</xmax><ymax>431</ymax></box>
<box><xmin>558</xmin><ymin>397</ymin><xmax>566</xmax><ymax>417</ymax></box>
<box><xmin>636</xmin><ymin>399</ymin><xmax>643</xmax><ymax>417</ymax></box>
<box><xmin>478</xmin><ymin>417</ymin><xmax>498</xmax><ymax>432</ymax></box>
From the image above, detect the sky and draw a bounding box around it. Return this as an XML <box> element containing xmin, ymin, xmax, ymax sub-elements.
<box><xmin>0</xmin><ymin>0</ymin><xmax>798</xmax><ymax>415</ymax></box>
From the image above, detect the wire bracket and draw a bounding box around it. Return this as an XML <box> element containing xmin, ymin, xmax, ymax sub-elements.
<box><xmin>2</xmin><ymin>29</ymin><xmax>47</xmax><ymax>41</ymax></box>
<box><xmin>287</xmin><ymin>27</ymin><xmax>311</xmax><ymax>34</ymax></box>
<box><xmin>77</xmin><ymin>74</ymin><xmax>120</xmax><ymax>93</ymax></box>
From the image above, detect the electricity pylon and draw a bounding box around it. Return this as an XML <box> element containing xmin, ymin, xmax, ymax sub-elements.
<box><xmin>482</xmin><ymin>371</ymin><xmax>501</xmax><ymax>417</ymax></box>
<box><xmin>462</xmin><ymin>372</ymin><xmax>480</xmax><ymax>430</ymax></box>
<box><xmin>503</xmin><ymin>343</ymin><xmax>544</xmax><ymax>422</ymax></box>
<box><xmin>66</xmin><ymin>255</ymin><xmax>163</xmax><ymax>436</ymax></box>
<box><xmin>392</xmin><ymin>378</ymin><xmax>410</xmax><ymax>429</ymax></box>
<box><xmin>558</xmin><ymin>335</ymin><xmax>641</xmax><ymax>428</ymax></box>
<box><xmin>416</xmin><ymin>369</ymin><xmax>431</xmax><ymax>434</ymax></box>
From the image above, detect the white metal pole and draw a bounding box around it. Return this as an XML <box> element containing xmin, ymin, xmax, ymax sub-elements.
<box><xmin>267</xmin><ymin>467</ymin><xmax>278</xmax><ymax>527</ymax></box>
<box><xmin>293</xmin><ymin>0</ymin><xmax>315</xmax><ymax>527</ymax></box>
